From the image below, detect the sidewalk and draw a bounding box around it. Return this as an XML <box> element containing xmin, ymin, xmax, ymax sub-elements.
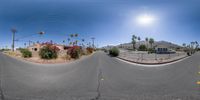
<box><xmin>118</xmin><ymin>50</ymin><xmax>188</xmax><ymax>65</ymax></box>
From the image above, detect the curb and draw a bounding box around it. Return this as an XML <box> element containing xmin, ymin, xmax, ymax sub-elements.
<box><xmin>117</xmin><ymin>55</ymin><xmax>189</xmax><ymax>65</ymax></box>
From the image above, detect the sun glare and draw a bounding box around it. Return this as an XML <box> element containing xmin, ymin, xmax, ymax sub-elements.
<box><xmin>137</xmin><ymin>14</ymin><xmax>155</xmax><ymax>26</ymax></box>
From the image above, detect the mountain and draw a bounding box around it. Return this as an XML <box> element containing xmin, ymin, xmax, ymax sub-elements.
<box><xmin>116</xmin><ymin>41</ymin><xmax>182</xmax><ymax>49</ymax></box>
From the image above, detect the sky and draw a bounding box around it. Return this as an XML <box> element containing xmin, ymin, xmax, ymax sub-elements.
<box><xmin>0</xmin><ymin>0</ymin><xmax>200</xmax><ymax>48</ymax></box>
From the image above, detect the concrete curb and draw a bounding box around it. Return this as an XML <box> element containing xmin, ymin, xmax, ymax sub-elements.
<box><xmin>117</xmin><ymin>55</ymin><xmax>189</xmax><ymax>65</ymax></box>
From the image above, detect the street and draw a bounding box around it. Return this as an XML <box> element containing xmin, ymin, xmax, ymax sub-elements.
<box><xmin>0</xmin><ymin>51</ymin><xmax>200</xmax><ymax>100</ymax></box>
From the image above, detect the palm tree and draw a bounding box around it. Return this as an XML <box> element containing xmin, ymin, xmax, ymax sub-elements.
<box><xmin>75</xmin><ymin>33</ymin><xmax>78</xmax><ymax>37</ymax></box>
<box><xmin>67</xmin><ymin>38</ymin><xmax>70</xmax><ymax>45</ymax></box>
<box><xmin>81</xmin><ymin>39</ymin><xmax>85</xmax><ymax>47</ymax></box>
<box><xmin>138</xmin><ymin>36</ymin><xmax>141</xmax><ymax>46</ymax></box>
<box><xmin>63</xmin><ymin>40</ymin><xmax>65</xmax><ymax>45</ymax></box>
<box><xmin>70</xmin><ymin>34</ymin><xmax>74</xmax><ymax>38</ymax></box>
<box><xmin>182</xmin><ymin>43</ymin><xmax>186</xmax><ymax>47</ymax></box>
<box><xmin>149</xmin><ymin>38</ymin><xmax>154</xmax><ymax>48</ymax></box>
<box><xmin>195</xmin><ymin>41</ymin><xmax>199</xmax><ymax>49</ymax></box>
<box><xmin>24</xmin><ymin>43</ymin><xmax>27</xmax><ymax>48</ymax></box>
<box><xmin>191</xmin><ymin>42</ymin><xmax>195</xmax><ymax>49</ymax></box>
<box><xmin>145</xmin><ymin>37</ymin><xmax>149</xmax><ymax>49</ymax></box>
<box><xmin>132</xmin><ymin>35</ymin><xmax>137</xmax><ymax>50</ymax></box>
<box><xmin>69</xmin><ymin>42</ymin><xmax>72</xmax><ymax>45</ymax></box>
<box><xmin>38</xmin><ymin>31</ymin><xmax>45</xmax><ymax>36</ymax></box>
<box><xmin>82</xmin><ymin>39</ymin><xmax>85</xmax><ymax>42</ymax></box>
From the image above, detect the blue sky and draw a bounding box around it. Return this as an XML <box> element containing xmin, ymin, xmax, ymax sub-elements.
<box><xmin>0</xmin><ymin>0</ymin><xmax>200</xmax><ymax>48</ymax></box>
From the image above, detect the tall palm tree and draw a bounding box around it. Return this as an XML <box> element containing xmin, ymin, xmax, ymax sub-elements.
<box><xmin>149</xmin><ymin>38</ymin><xmax>154</xmax><ymax>49</ymax></box>
<box><xmin>24</xmin><ymin>43</ymin><xmax>27</xmax><ymax>48</ymax></box>
<box><xmin>67</xmin><ymin>38</ymin><xmax>70</xmax><ymax>45</ymax></box>
<box><xmin>63</xmin><ymin>40</ymin><xmax>65</xmax><ymax>45</ymax></box>
<box><xmin>75</xmin><ymin>33</ymin><xmax>78</xmax><ymax>37</ymax></box>
<box><xmin>191</xmin><ymin>42</ymin><xmax>195</xmax><ymax>49</ymax></box>
<box><xmin>138</xmin><ymin>36</ymin><xmax>141</xmax><ymax>46</ymax></box>
<box><xmin>38</xmin><ymin>31</ymin><xmax>45</xmax><ymax>36</ymax></box>
<box><xmin>81</xmin><ymin>39</ymin><xmax>85</xmax><ymax>47</ymax></box>
<box><xmin>70</xmin><ymin>34</ymin><xmax>74</xmax><ymax>38</ymax></box>
<box><xmin>82</xmin><ymin>39</ymin><xmax>85</xmax><ymax>42</ymax></box>
<box><xmin>132</xmin><ymin>35</ymin><xmax>137</xmax><ymax>50</ymax></box>
<box><xmin>145</xmin><ymin>37</ymin><xmax>149</xmax><ymax>49</ymax></box>
<box><xmin>69</xmin><ymin>42</ymin><xmax>72</xmax><ymax>45</ymax></box>
<box><xmin>195</xmin><ymin>41</ymin><xmax>199</xmax><ymax>49</ymax></box>
<box><xmin>76</xmin><ymin>40</ymin><xmax>78</xmax><ymax>45</ymax></box>
<box><xmin>182</xmin><ymin>43</ymin><xmax>186</xmax><ymax>47</ymax></box>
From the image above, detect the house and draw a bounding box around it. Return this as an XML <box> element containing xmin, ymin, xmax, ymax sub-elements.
<box><xmin>155</xmin><ymin>45</ymin><xmax>175</xmax><ymax>54</ymax></box>
<box><xmin>27</xmin><ymin>43</ymin><xmax>65</xmax><ymax>52</ymax></box>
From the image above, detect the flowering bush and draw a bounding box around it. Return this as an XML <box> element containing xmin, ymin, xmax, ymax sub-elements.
<box><xmin>67</xmin><ymin>46</ymin><xmax>82</xmax><ymax>59</ymax></box>
<box><xmin>86</xmin><ymin>47</ymin><xmax>94</xmax><ymax>54</ymax></box>
<box><xmin>39</xmin><ymin>43</ymin><xmax>60</xmax><ymax>59</ymax></box>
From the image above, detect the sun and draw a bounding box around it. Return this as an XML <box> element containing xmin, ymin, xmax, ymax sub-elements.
<box><xmin>137</xmin><ymin>14</ymin><xmax>155</xmax><ymax>26</ymax></box>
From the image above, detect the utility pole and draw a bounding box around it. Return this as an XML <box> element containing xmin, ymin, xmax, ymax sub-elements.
<box><xmin>11</xmin><ymin>28</ymin><xmax>17</xmax><ymax>52</ymax></box>
<box><xmin>91</xmin><ymin>37</ymin><xmax>95</xmax><ymax>48</ymax></box>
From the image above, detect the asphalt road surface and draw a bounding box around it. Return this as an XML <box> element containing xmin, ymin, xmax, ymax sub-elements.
<box><xmin>0</xmin><ymin>51</ymin><xmax>200</xmax><ymax>100</ymax></box>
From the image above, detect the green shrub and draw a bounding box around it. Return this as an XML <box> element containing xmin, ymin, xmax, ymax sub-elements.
<box><xmin>67</xmin><ymin>46</ymin><xmax>81</xmax><ymax>59</ymax></box>
<box><xmin>138</xmin><ymin>45</ymin><xmax>147</xmax><ymax>51</ymax></box>
<box><xmin>39</xmin><ymin>44</ymin><xmax>60</xmax><ymax>59</ymax></box>
<box><xmin>148</xmin><ymin>48</ymin><xmax>156</xmax><ymax>54</ymax></box>
<box><xmin>20</xmin><ymin>49</ymin><xmax>32</xmax><ymax>58</ymax></box>
<box><xmin>109</xmin><ymin>47</ymin><xmax>120</xmax><ymax>57</ymax></box>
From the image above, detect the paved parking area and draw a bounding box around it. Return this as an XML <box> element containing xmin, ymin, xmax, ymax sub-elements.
<box><xmin>119</xmin><ymin>49</ymin><xmax>187</xmax><ymax>64</ymax></box>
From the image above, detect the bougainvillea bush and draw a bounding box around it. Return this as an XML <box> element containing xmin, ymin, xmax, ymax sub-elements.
<box><xmin>67</xmin><ymin>46</ymin><xmax>82</xmax><ymax>59</ymax></box>
<box><xmin>39</xmin><ymin>43</ymin><xmax>60</xmax><ymax>59</ymax></box>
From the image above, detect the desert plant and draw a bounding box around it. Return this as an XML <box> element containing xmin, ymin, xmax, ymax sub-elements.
<box><xmin>109</xmin><ymin>47</ymin><xmax>120</xmax><ymax>57</ymax></box>
<box><xmin>67</xmin><ymin>46</ymin><xmax>82</xmax><ymax>59</ymax></box>
<box><xmin>60</xmin><ymin>54</ymin><xmax>71</xmax><ymax>61</ymax></box>
<box><xmin>132</xmin><ymin>35</ymin><xmax>137</xmax><ymax>50</ymax></box>
<box><xmin>148</xmin><ymin>48</ymin><xmax>156</xmax><ymax>54</ymax></box>
<box><xmin>86</xmin><ymin>47</ymin><xmax>94</xmax><ymax>54</ymax></box>
<box><xmin>149</xmin><ymin>38</ymin><xmax>154</xmax><ymax>48</ymax></box>
<box><xmin>138</xmin><ymin>45</ymin><xmax>147</xmax><ymax>51</ymax></box>
<box><xmin>39</xmin><ymin>44</ymin><xmax>60</xmax><ymax>59</ymax></box>
<box><xmin>20</xmin><ymin>49</ymin><xmax>32</xmax><ymax>58</ymax></box>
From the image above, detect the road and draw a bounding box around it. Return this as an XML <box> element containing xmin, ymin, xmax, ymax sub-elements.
<box><xmin>0</xmin><ymin>51</ymin><xmax>200</xmax><ymax>100</ymax></box>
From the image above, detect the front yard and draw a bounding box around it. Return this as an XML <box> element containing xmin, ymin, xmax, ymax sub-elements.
<box><xmin>3</xmin><ymin>45</ymin><xmax>94</xmax><ymax>64</ymax></box>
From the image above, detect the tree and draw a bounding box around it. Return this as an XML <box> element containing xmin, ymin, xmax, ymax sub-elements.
<box><xmin>70</xmin><ymin>34</ymin><xmax>74</xmax><ymax>38</ymax></box>
<box><xmin>38</xmin><ymin>31</ymin><xmax>45</xmax><ymax>36</ymax></box>
<box><xmin>149</xmin><ymin>38</ymin><xmax>154</xmax><ymax>48</ymax></box>
<box><xmin>67</xmin><ymin>38</ymin><xmax>70</xmax><ymax>45</ymax></box>
<box><xmin>182</xmin><ymin>43</ymin><xmax>186</xmax><ymax>47</ymax></box>
<box><xmin>138</xmin><ymin>36</ymin><xmax>141</xmax><ymax>46</ymax></box>
<box><xmin>138</xmin><ymin>45</ymin><xmax>147</xmax><ymax>51</ymax></box>
<box><xmin>75</xmin><ymin>33</ymin><xmax>78</xmax><ymax>37</ymax></box>
<box><xmin>132</xmin><ymin>35</ymin><xmax>137</xmax><ymax>50</ymax></box>
<box><xmin>81</xmin><ymin>39</ymin><xmax>85</xmax><ymax>47</ymax></box>
<box><xmin>63</xmin><ymin>40</ymin><xmax>65</xmax><ymax>45</ymax></box>
<box><xmin>195</xmin><ymin>41</ymin><xmax>199</xmax><ymax>50</ymax></box>
<box><xmin>145</xmin><ymin>37</ymin><xmax>149</xmax><ymax>48</ymax></box>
